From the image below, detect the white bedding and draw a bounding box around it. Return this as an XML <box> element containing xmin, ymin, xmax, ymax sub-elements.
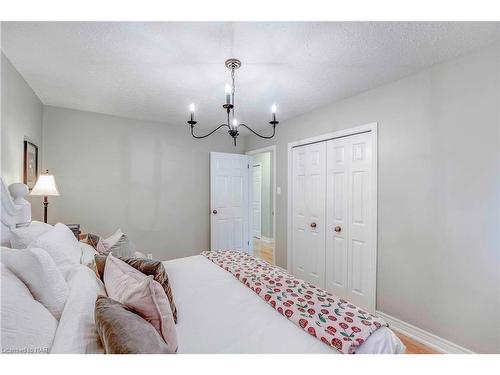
<box><xmin>165</xmin><ymin>255</ymin><xmax>405</xmax><ymax>354</ymax></box>
<box><xmin>50</xmin><ymin>265</ymin><xmax>105</xmax><ymax>354</ymax></box>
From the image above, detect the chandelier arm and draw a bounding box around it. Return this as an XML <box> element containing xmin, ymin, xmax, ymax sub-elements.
<box><xmin>191</xmin><ymin>124</ymin><xmax>229</xmax><ymax>139</ymax></box>
<box><xmin>239</xmin><ymin>124</ymin><xmax>276</xmax><ymax>139</ymax></box>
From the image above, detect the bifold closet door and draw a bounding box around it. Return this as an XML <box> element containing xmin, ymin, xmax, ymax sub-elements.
<box><xmin>291</xmin><ymin>142</ymin><xmax>326</xmax><ymax>288</ymax></box>
<box><xmin>325</xmin><ymin>132</ymin><xmax>374</xmax><ymax>310</ymax></box>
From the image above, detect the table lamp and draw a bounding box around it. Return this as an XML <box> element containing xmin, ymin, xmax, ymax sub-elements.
<box><xmin>30</xmin><ymin>169</ymin><xmax>60</xmax><ymax>223</ymax></box>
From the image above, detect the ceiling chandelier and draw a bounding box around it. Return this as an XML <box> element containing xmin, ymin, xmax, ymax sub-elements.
<box><xmin>187</xmin><ymin>58</ymin><xmax>279</xmax><ymax>146</ymax></box>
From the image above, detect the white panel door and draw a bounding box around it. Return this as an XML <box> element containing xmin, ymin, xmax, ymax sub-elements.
<box><xmin>291</xmin><ymin>142</ymin><xmax>326</xmax><ymax>288</ymax></box>
<box><xmin>325</xmin><ymin>132</ymin><xmax>374</xmax><ymax>311</ymax></box>
<box><xmin>210</xmin><ymin>152</ymin><xmax>249</xmax><ymax>252</ymax></box>
<box><xmin>325</xmin><ymin>139</ymin><xmax>349</xmax><ymax>300</ymax></box>
<box><xmin>252</xmin><ymin>164</ymin><xmax>262</xmax><ymax>238</ymax></box>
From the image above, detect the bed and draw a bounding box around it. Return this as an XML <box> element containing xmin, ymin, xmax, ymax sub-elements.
<box><xmin>0</xmin><ymin>178</ymin><xmax>404</xmax><ymax>354</ymax></box>
<box><xmin>167</xmin><ymin>255</ymin><xmax>404</xmax><ymax>354</ymax></box>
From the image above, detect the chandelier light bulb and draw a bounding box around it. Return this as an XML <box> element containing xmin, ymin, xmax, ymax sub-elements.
<box><xmin>232</xmin><ymin>118</ymin><xmax>238</xmax><ymax>129</ymax></box>
<box><xmin>225</xmin><ymin>84</ymin><xmax>232</xmax><ymax>105</ymax></box>
<box><xmin>189</xmin><ymin>104</ymin><xmax>195</xmax><ymax>122</ymax></box>
<box><xmin>271</xmin><ymin>104</ymin><xmax>277</xmax><ymax>122</ymax></box>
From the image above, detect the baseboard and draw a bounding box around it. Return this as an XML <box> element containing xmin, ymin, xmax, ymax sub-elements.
<box><xmin>376</xmin><ymin>311</ymin><xmax>475</xmax><ymax>354</ymax></box>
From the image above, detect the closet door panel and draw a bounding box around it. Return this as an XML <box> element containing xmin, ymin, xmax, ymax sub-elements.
<box><xmin>291</xmin><ymin>143</ymin><xmax>326</xmax><ymax>288</ymax></box>
<box><xmin>305</xmin><ymin>142</ymin><xmax>326</xmax><ymax>288</ymax></box>
<box><xmin>292</xmin><ymin>147</ymin><xmax>308</xmax><ymax>280</ymax></box>
<box><xmin>348</xmin><ymin>134</ymin><xmax>372</xmax><ymax>304</ymax></box>
<box><xmin>326</xmin><ymin>132</ymin><xmax>374</xmax><ymax>310</ymax></box>
<box><xmin>326</xmin><ymin>139</ymin><xmax>349</xmax><ymax>299</ymax></box>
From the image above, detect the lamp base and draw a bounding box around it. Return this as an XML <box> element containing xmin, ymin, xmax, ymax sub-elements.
<box><xmin>43</xmin><ymin>196</ymin><xmax>48</xmax><ymax>224</ymax></box>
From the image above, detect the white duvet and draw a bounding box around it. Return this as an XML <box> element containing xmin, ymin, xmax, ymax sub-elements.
<box><xmin>165</xmin><ymin>255</ymin><xmax>405</xmax><ymax>354</ymax></box>
<box><xmin>51</xmin><ymin>264</ymin><xmax>106</xmax><ymax>354</ymax></box>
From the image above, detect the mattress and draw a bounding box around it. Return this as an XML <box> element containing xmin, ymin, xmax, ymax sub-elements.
<box><xmin>164</xmin><ymin>255</ymin><xmax>405</xmax><ymax>354</ymax></box>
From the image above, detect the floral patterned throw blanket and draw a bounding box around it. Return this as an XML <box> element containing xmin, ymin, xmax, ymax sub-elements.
<box><xmin>202</xmin><ymin>250</ymin><xmax>388</xmax><ymax>354</ymax></box>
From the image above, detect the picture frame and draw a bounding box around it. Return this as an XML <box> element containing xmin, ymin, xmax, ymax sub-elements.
<box><xmin>23</xmin><ymin>140</ymin><xmax>39</xmax><ymax>190</ymax></box>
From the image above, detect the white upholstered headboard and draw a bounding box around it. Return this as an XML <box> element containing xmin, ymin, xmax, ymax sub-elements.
<box><xmin>1</xmin><ymin>178</ymin><xmax>32</xmax><ymax>247</ymax></box>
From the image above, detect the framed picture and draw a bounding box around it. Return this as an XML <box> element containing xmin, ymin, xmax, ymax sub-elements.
<box><xmin>23</xmin><ymin>140</ymin><xmax>38</xmax><ymax>190</ymax></box>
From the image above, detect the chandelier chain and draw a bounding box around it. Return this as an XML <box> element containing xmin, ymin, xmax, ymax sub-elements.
<box><xmin>231</xmin><ymin>66</ymin><xmax>236</xmax><ymax>121</ymax></box>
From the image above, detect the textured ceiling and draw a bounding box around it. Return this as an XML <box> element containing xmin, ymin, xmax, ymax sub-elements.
<box><xmin>1</xmin><ymin>22</ymin><xmax>498</xmax><ymax>130</ymax></box>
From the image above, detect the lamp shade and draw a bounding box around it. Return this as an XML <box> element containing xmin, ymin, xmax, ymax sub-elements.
<box><xmin>30</xmin><ymin>173</ymin><xmax>60</xmax><ymax>196</ymax></box>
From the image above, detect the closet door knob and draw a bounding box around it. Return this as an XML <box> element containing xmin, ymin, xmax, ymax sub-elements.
<box><xmin>334</xmin><ymin>226</ymin><xmax>342</xmax><ymax>233</ymax></box>
<box><xmin>212</xmin><ymin>210</ymin><xmax>218</xmax><ymax>214</ymax></box>
<box><xmin>310</xmin><ymin>222</ymin><xmax>317</xmax><ymax>228</ymax></box>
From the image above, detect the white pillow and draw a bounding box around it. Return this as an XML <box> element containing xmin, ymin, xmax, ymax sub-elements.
<box><xmin>79</xmin><ymin>242</ymin><xmax>98</xmax><ymax>269</ymax></box>
<box><xmin>102</xmin><ymin>228</ymin><xmax>124</xmax><ymax>249</ymax></box>
<box><xmin>10</xmin><ymin>221</ymin><xmax>53</xmax><ymax>249</ymax></box>
<box><xmin>1</xmin><ymin>247</ymin><xmax>69</xmax><ymax>320</ymax></box>
<box><xmin>29</xmin><ymin>223</ymin><xmax>82</xmax><ymax>267</ymax></box>
<box><xmin>50</xmin><ymin>264</ymin><xmax>105</xmax><ymax>353</ymax></box>
<box><xmin>0</xmin><ymin>263</ymin><xmax>57</xmax><ymax>354</ymax></box>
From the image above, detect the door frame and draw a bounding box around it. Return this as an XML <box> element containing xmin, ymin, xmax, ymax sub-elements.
<box><xmin>252</xmin><ymin>162</ymin><xmax>263</xmax><ymax>239</ymax></box>
<box><xmin>287</xmin><ymin>122</ymin><xmax>378</xmax><ymax>312</ymax></box>
<box><xmin>246</xmin><ymin>145</ymin><xmax>277</xmax><ymax>264</ymax></box>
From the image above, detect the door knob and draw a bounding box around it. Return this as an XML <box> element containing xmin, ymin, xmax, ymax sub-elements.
<box><xmin>334</xmin><ymin>226</ymin><xmax>342</xmax><ymax>233</ymax></box>
<box><xmin>310</xmin><ymin>222</ymin><xmax>317</xmax><ymax>228</ymax></box>
<box><xmin>212</xmin><ymin>210</ymin><xmax>218</xmax><ymax>214</ymax></box>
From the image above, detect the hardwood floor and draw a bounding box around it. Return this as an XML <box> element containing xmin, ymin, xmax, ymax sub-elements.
<box><xmin>253</xmin><ymin>238</ymin><xmax>274</xmax><ymax>264</ymax></box>
<box><xmin>395</xmin><ymin>332</ymin><xmax>438</xmax><ymax>354</ymax></box>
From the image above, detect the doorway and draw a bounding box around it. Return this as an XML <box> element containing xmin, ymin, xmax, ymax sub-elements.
<box><xmin>252</xmin><ymin>163</ymin><xmax>262</xmax><ymax>239</ymax></box>
<box><xmin>247</xmin><ymin>146</ymin><xmax>276</xmax><ymax>265</ymax></box>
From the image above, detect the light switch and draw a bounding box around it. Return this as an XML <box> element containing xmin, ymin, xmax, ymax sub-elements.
<box><xmin>277</xmin><ymin>186</ymin><xmax>281</xmax><ymax>195</ymax></box>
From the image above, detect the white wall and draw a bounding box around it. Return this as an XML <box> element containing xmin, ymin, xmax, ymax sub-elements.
<box><xmin>244</xmin><ymin>45</ymin><xmax>500</xmax><ymax>353</ymax></box>
<box><xmin>42</xmin><ymin>106</ymin><xmax>245</xmax><ymax>260</ymax></box>
<box><xmin>252</xmin><ymin>151</ymin><xmax>273</xmax><ymax>239</ymax></box>
<box><xmin>1</xmin><ymin>52</ymin><xmax>44</xmax><ymax>220</ymax></box>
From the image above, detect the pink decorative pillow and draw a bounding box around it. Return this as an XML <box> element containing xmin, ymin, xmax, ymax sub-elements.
<box><xmin>103</xmin><ymin>254</ymin><xmax>177</xmax><ymax>352</ymax></box>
